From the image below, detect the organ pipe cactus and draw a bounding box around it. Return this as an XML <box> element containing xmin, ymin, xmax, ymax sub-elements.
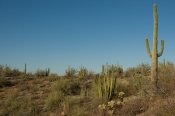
<box><xmin>98</xmin><ymin>65</ymin><xmax>117</xmax><ymax>100</ymax></box>
<box><xmin>145</xmin><ymin>4</ymin><xmax>164</xmax><ymax>85</ymax></box>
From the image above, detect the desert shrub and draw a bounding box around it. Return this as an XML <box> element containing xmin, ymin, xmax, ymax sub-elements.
<box><xmin>117</xmin><ymin>97</ymin><xmax>149</xmax><ymax>116</ymax></box>
<box><xmin>144</xmin><ymin>97</ymin><xmax>175</xmax><ymax>116</ymax></box>
<box><xmin>0</xmin><ymin>76</ymin><xmax>6</xmax><ymax>88</ymax></box>
<box><xmin>52</xmin><ymin>78</ymin><xmax>81</xmax><ymax>96</ymax></box>
<box><xmin>0</xmin><ymin>65</ymin><xmax>22</xmax><ymax>77</ymax></box>
<box><xmin>0</xmin><ymin>89</ymin><xmax>37</xmax><ymax>116</ymax></box>
<box><xmin>4</xmin><ymin>68</ymin><xmax>21</xmax><ymax>77</ymax></box>
<box><xmin>115</xmin><ymin>79</ymin><xmax>131</xmax><ymax>97</ymax></box>
<box><xmin>47</xmin><ymin>76</ymin><xmax>60</xmax><ymax>82</ymax></box>
<box><xmin>155</xmin><ymin>61</ymin><xmax>175</xmax><ymax>97</ymax></box>
<box><xmin>35</xmin><ymin>69</ymin><xmax>49</xmax><ymax>78</ymax></box>
<box><xmin>79</xmin><ymin>79</ymin><xmax>92</xmax><ymax>97</ymax></box>
<box><xmin>30</xmin><ymin>102</ymin><xmax>40</xmax><ymax>116</ymax></box>
<box><xmin>45</xmin><ymin>91</ymin><xmax>64</xmax><ymax>111</ymax></box>
<box><xmin>125</xmin><ymin>63</ymin><xmax>150</xmax><ymax>77</ymax></box>
<box><xmin>63</xmin><ymin>96</ymin><xmax>99</xmax><ymax>116</ymax></box>
<box><xmin>157</xmin><ymin>76</ymin><xmax>175</xmax><ymax>97</ymax></box>
<box><xmin>78</xmin><ymin>66</ymin><xmax>88</xmax><ymax>78</ymax></box>
<box><xmin>129</xmin><ymin>75</ymin><xmax>150</xmax><ymax>97</ymax></box>
<box><xmin>4</xmin><ymin>67</ymin><xmax>13</xmax><ymax>77</ymax></box>
<box><xmin>0</xmin><ymin>76</ymin><xmax>13</xmax><ymax>88</ymax></box>
<box><xmin>159</xmin><ymin>61</ymin><xmax>175</xmax><ymax>78</ymax></box>
<box><xmin>64</xmin><ymin>96</ymin><xmax>86</xmax><ymax>115</ymax></box>
<box><xmin>11</xmin><ymin>69</ymin><xmax>21</xmax><ymax>77</ymax></box>
<box><xmin>65</xmin><ymin>66</ymin><xmax>77</xmax><ymax>77</ymax></box>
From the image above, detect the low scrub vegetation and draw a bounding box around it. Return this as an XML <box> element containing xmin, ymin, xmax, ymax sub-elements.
<box><xmin>0</xmin><ymin>62</ymin><xmax>175</xmax><ymax>115</ymax></box>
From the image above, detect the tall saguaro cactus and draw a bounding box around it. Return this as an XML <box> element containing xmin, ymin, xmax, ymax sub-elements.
<box><xmin>145</xmin><ymin>4</ymin><xmax>164</xmax><ymax>85</ymax></box>
<box><xmin>24</xmin><ymin>63</ymin><xmax>27</xmax><ymax>74</ymax></box>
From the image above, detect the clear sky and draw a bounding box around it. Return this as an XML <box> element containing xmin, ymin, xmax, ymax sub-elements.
<box><xmin>0</xmin><ymin>0</ymin><xmax>175</xmax><ymax>74</ymax></box>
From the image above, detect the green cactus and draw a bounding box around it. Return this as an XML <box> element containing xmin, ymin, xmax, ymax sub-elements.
<box><xmin>145</xmin><ymin>4</ymin><xmax>164</xmax><ymax>85</ymax></box>
<box><xmin>97</xmin><ymin>65</ymin><xmax>117</xmax><ymax>100</ymax></box>
<box><xmin>45</xmin><ymin>68</ymin><xmax>50</xmax><ymax>77</ymax></box>
<box><xmin>24</xmin><ymin>63</ymin><xmax>27</xmax><ymax>74</ymax></box>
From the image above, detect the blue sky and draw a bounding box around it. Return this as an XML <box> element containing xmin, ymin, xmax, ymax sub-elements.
<box><xmin>0</xmin><ymin>0</ymin><xmax>175</xmax><ymax>74</ymax></box>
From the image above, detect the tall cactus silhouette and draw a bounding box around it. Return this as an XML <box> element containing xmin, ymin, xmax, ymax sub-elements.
<box><xmin>145</xmin><ymin>4</ymin><xmax>164</xmax><ymax>85</ymax></box>
<box><xmin>24</xmin><ymin>63</ymin><xmax>27</xmax><ymax>74</ymax></box>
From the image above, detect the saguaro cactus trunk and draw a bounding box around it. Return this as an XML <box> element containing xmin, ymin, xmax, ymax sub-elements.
<box><xmin>145</xmin><ymin>4</ymin><xmax>164</xmax><ymax>86</ymax></box>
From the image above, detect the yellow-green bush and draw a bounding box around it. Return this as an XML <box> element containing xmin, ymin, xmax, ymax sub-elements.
<box><xmin>65</xmin><ymin>66</ymin><xmax>77</xmax><ymax>77</ymax></box>
<box><xmin>52</xmin><ymin>78</ymin><xmax>81</xmax><ymax>95</ymax></box>
<box><xmin>45</xmin><ymin>91</ymin><xmax>64</xmax><ymax>111</ymax></box>
<box><xmin>0</xmin><ymin>90</ymin><xmax>37</xmax><ymax>116</ymax></box>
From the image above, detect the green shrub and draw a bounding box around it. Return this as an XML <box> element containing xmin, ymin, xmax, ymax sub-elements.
<box><xmin>78</xmin><ymin>66</ymin><xmax>88</xmax><ymax>78</ymax></box>
<box><xmin>65</xmin><ymin>66</ymin><xmax>77</xmax><ymax>77</ymax></box>
<box><xmin>35</xmin><ymin>69</ymin><xmax>48</xmax><ymax>77</ymax></box>
<box><xmin>115</xmin><ymin>79</ymin><xmax>130</xmax><ymax>96</ymax></box>
<box><xmin>0</xmin><ymin>90</ymin><xmax>36</xmax><ymax>116</ymax></box>
<box><xmin>53</xmin><ymin>78</ymin><xmax>81</xmax><ymax>95</ymax></box>
<box><xmin>0</xmin><ymin>77</ymin><xmax>6</xmax><ymax>88</ymax></box>
<box><xmin>45</xmin><ymin>91</ymin><xmax>64</xmax><ymax>111</ymax></box>
<box><xmin>0</xmin><ymin>76</ymin><xmax>12</xmax><ymax>88</ymax></box>
<box><xmin>131</xmin><ymin>76</ymin><xmax>150</xmax><ymax>97</ymax></box>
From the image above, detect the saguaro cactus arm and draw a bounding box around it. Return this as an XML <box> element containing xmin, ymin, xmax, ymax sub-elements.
<box><xmin>145</xmin><ymin>38</ymin><xmax>152</xmax><ymax>58</ymax></box>
<box><xmin>157</xmin><ymin>40</ymin><xmax>164</xmax><ymax>57</ymax></box>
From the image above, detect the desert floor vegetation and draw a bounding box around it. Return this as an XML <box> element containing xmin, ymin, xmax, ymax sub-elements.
<box><xmin>0</xmin><ymin>62</ymin><xmax>175</xmax><ymax>116</ymax></box>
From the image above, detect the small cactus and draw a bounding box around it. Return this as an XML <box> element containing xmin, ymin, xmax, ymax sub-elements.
<box><xmin>24</xmin><ymin>63</ymin><xmax>27</xmax><ymax>74</ymax></box>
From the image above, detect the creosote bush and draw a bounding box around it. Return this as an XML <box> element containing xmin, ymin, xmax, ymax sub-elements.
<box><xmin>45</xmin><ymin>91</ymin><xmax>64</xmax><ymax>111</ymax></box>
<box><xmin>52</xmin><ymin>78</ymin><xmax>81</xmax><ymax>95</ymax></box>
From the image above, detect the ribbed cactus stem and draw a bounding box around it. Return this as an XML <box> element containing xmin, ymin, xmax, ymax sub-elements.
<box><xmin>145</xmin><ymin>38</ymin><xmax>152</xmax><ymax>58</ymax></box>
<box><xmin>24</xmin><ymin>63</ymin><xmax>27</xmax><ymax>74</ymax></box>
<box><xmin>145</xmin><ymin>4</ymin><xmax>164</xmax><ymax>85</ymax></box>
<box><xmin>157</xmin><ymin>40</ymin><xmax>164</xmax><ymax>57</ymax></box>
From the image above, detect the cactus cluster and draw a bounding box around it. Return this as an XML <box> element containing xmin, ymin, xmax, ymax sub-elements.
<box><xmin>102</xmin><ymin>64</ymin><xmax>123</xmax><ymax>77</ymax></box>
<box><xmin>97</xmin><ymin>65</ymin><xmax>117</xmax><ymax>100</ymax></box>
<box><xmin>145</xmin><ymin>4</ymin><xmax>164</xmax><ymax>86</ymax></box>
<box><xmin>98</xmin><ymin>92</ymin><xmax>125</xmax><ymax>115</ymax></box>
